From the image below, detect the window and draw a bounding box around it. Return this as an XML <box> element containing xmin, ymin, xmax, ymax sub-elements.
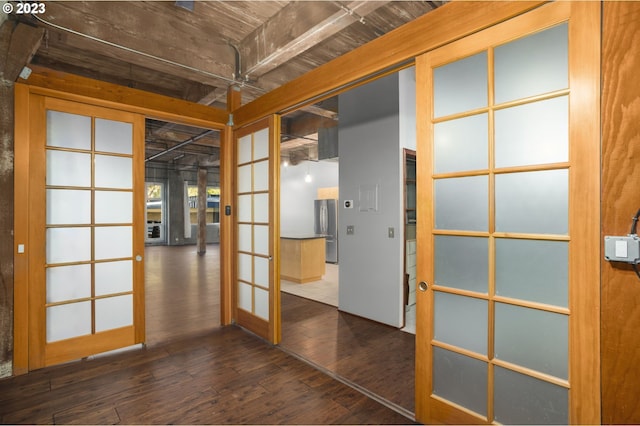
<box><xmin>187</xmin><ymin>186</ymin><xmax>220</xmax><ymax>224</ymax></box>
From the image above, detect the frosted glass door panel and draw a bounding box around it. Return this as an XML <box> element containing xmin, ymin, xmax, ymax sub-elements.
<box><xmin>238</xmin><ymin>224</ymin><xmax>252</xmax><ymax>252</ymax></box>
<box><xmin>95</xmin><ymin>118</ymin><xmax>133</xmax><ymax>154</ymax></box>
<box><xmin>95</xmin><ymin>295</ymin><xmax>133</xmax><ymax>332</ymax></box>
<box><xmin>95</xmin><ymin>261</ymin><xmax>133</xmax><ymax>296</ymax></box>
<box><xmin>253</xmin><ymin>160</ymin><xmax>269</xmax><ymax>192</ymax></box>
<box><xmin>253</xmin><ymin>129</ymin><xmax>269</xmax><ymax>160</ymax></box>
<box><xmin>495</xmin><ymin>303</ymin><xmax>568</xmax><ymax>379</ymax></box>
<box><xmin>238</xmin><ymin>253</ymin><xmax>252</xmax><ymax>282</ymax></box>
<box><xmin>434</xmin><ymin>292</ymin><xmax>487</xmax><ymax>355</ymax></box>
<box><xmin>47</xmin><ymin>302</ymin><xmax>91</xmax><ymax>342</ymax></box>
<box><xmin>434</xmin><ymin>52</ymin><xmax>487</xmax><ymax>118</ymax></box>
<box><xmin>238</xmin><ymin>165</ymin><xmax>252</xmax><ymax>193</ymax></box>
<box><xmin>495</xmin><ymin>96</ymin><xmax>568</xmax><ymax>167</ymax></box>
<box><xmin>434</xmin><ymin>236</ymin><xmax>488</xmax><ymax>293</ymax></box>
<box><xmin>95</xmin><ymin>191</ymin><xmax>133</xmax><ymax>224</ymax></box>
<box><xmin>238</xmin><ymin>135</ymin><xmax>252</xmax><ymax>164</ymax></box>
<box><xmin>495</xmin><ymin>239</ymin><xmax>568</xmax><ymax>307</ymax></box>
<box><xmin>254</xmin><ymin>256</ymin><xmax>269</xmax><ymax>288</ymax></box>
<box><xmin>254</xmin><ymin>225</ymin><xmax>269</xmax><ymax>256</ymax></box>
<box><xmin>94</xmin><ymin>226</ymin><xmax>132</xmax><ymax>260</ymax></box>
<box><xmin>434</xmin><ymin>113</ymin><xmax>488</xmax><ymax>173</ymax></box>
<box><xmin>238</xmin><ymin>282</ymin><xmax>252</xmax><ymax>311</ymax></box>
<box><xmin>494</xmin><ymin>23</ymin><xmax>568</xmax><ymax>104</ymax></box>
<box><xmin>238</xmin><ymin>195</ymin><xmax>252</xmax><ymax>222</ymax></box>
<box><xmin>494</xmin><ymin>366</ymin><xmax>568</xmax><ymax>425</ymax></box>
<box><xmin>46</xmin><ymin>150</ymin><xmax>91</xmax><ymax>187</ymax></box>
<box><xmin>495</xmin><ymin>170</ymin><xmax>568</xmax><ymax>234</ymax></box>
<box><xmin>253</xmin><ymin>194</ymin><xmax>270</xmax><ymax>223</ymax></box>
<box><xmin>435</xmin><ymin>176</ymin><xmax>488</xmax><ymax>231</ymax></box>
<box><xmin>46</xmin><ymin>227</ymin><xmax>92</xmax><ymax>264</ymax></box>
<box><xmin>95</xmin><ymin>155</ymin><xmax>132</xmax><ymax>189</ymax></box>
<box><xmin>46</xmin><ymin>264</ymin><xmax>91</xmax><ymax>303</ymax></box>
<box><xmin>433</xmin><ymin>347</ymin><xmax>487</xmax><ymax>417</ymax></box>
<box><xmin>46</xmin><ymin>111</ymin><xmax>91</xmax><ymax>150</ymax></box>
<box><xmin>46</xmin><ymin>189</ymin><xmax>91</xmax><ymax>225</ymax></box>
<box><xmin>254</xmin><ymin>288</ymin><xmax>269</xmax><ymax>320</ymax></box>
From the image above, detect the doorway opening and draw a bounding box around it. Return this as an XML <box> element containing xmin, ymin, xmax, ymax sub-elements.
<box><xmin>143</xmin><ymin>118</ymin><xmax>222</xmax><ymax>346</ymax></box>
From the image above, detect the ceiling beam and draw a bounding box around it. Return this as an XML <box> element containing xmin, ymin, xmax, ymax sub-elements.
<box><xmin>34</xmin><ymin>2</ymin><xmax>236</xmax><ymax>87</ymax></box>
<box><xmin>0</xmin><ymin>21</ymin><xmax>45</xmax><ymax>82</ymax></box>
<box><xmin>240</xmin><ymin>1</ymin><xmax>390</xmax><ymax>79</ymax></box>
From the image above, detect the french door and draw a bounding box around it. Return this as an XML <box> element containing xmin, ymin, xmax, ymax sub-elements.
<box><xmin>28</xmin><ymin>96</ymin><xmax>145</xmax><ymax>369</ymax></box>
<box><xmin>233</xmin><ymin>116</ymin><xmax>281</xmax><ymax>343</ymax></box>
<box><xmin>415</xmin><ymin>2</ymin><xmax>600</xmax><ymax>424</ymax></box>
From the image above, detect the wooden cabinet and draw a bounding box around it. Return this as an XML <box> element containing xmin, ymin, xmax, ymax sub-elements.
<box><xmin>280</xmin><ymin>236</ymin><xmax>326</xmax><ymax>283</ymax></box>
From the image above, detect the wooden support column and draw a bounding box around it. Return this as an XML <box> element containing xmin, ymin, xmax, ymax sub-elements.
<box><xmin>0</xmin><ymin>21</ymin><xmax>44</xmax><ymax>377</ymax></box>
<box><xmin>220</xmin><ymin>86</ymin><xmax>241</xmax><ymax>325</ymax></box>
<box><xmin>197</xmin><ymin>167</ymin><xmax>207</xmax><ymax>255</ymax></box>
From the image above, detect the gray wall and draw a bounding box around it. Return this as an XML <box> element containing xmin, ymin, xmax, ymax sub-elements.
<box><xmin>338</xmin><ymin>73</ymin><xmax>404</xmax><ymax>327</ymax></box>
<box><xmin>280</xmin><ymin>160</ymin><xmax>339</xmax><ymax>235</ymax></box>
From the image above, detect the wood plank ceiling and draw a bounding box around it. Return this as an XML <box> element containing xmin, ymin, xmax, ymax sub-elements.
<box><xmin>11</xmin><ymin>1</ymin><xmax>442</xmax><ymax>168</ymax></box>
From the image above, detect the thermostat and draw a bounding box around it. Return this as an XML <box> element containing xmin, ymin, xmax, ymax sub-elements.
<box><xmin>604</xmin><ymin>235</ymin><xmax>640</xmax><ymax>264</ymax></box>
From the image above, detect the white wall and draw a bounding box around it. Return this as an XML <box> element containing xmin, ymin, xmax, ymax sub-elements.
<box><xmin>338</xmin><ymin>73</ymin><xmax>405</xmax><ymax>328</ymax></box>
<box><xmin>280</xmin><ymin>160</ymin><xmax>339</xmax><ymax>235</ymax></box>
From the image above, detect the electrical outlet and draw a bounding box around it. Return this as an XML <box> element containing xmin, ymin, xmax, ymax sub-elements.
<box><xmin>347</xmin><ymin>225</ymin><xmax>355</xmax><ymax>235</ymax></box>
<box><xmin>388</xmin><ymin>227</ymin><xmax>395</xmax><ymax>238</ymax></box>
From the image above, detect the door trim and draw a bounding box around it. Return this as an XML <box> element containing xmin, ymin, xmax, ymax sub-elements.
<box><xmin>13</xmin><ymin>72</ymin><xmax>229</xmax><ymax>374</ymax></box>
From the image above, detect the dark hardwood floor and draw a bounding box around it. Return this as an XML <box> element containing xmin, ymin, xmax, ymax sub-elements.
<box><xmin>0</xmin><ymin>244</ymin><xmax>416</xmax><ymax>424</ymax></box>
<box><xmin>280</xmin><ymin>293</ymin><xmax>416</xmax><ymax>415</ymax></box>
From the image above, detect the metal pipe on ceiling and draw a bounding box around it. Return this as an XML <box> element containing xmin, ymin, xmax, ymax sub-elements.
<box><xmin>145</xmin><ymin>130</ymin><xmax>214</xmax><ymax>162</ymax></box>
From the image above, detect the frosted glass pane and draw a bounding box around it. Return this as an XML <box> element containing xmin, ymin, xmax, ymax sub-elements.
<box><xmin>254</xmin><ymin>225</ymin><xmax>269</xmax><ymax>256</ymax></box>
<box><xmin>495</xmin><ymin>96</ymin><xmax>568</xmax><ymax>167</ymax></box>
<box><xmin>95</xmin><ymin>155</ymin><xmax>132</xmax><ymax>189</ymax></box>
<box><xmin>238</xmin><ymin>194</ymin><xmax>252</xmax><ymax>222</ymax></box>
<box><xmin>253</xmin><ymin>128</ymin><xmax>269</xmax><ymax>160</ymax></box>
<box><xmin>46</xmin><ymin>302</ymin><xmax>91</xmax><ymax>342</ymax></box>
<box><xmin>434</xmin><ymin>114</ymin><xmax>488</xmax><ymax>173</ymax></box>
<box><xmin>433</xmin><ymin>347</ymin><xmax>487</xmax><ymax>417</ymax></box>
<box><xmin>46</xmin><ymin>150</ymin><xmax>91</xmax><ymax>187</ymax></box>
<box><xmin>238</xmin><ymin>224</ymin><xmax>252</xmax><ymax>252</ymax></box>
<box><xmin>435</xmin><ymin>176</ymin><xmax>487</xmax><ymax>231</ymax></box>
<box><xmin>254</xmin><ymin>256</ymin><xmax>269</xmax><ymax>288</ymax></box>
<box><xmin>435</xmin><ymin>236</ymin><xmax>488</xmax><ymax>293</ymax></box>
<box><xmin>95</xmin><ymin>191</ymin><xmax>132</xmax><ymax>224</ymax></box>
<box><xmin>434</xmin><ymin>292</ymin><xmax>487</xmax><ymax>355</ymax></box>
<box><xmin>238</xmin><ymin>164</ymin><xmax>252</xmax><ymax>193</ymax></box>
<box><xmin>253</xmin><ymin>160</ymin><xmax>269</xmax><ymax>192</ymax></box>
<box><xmin>254</xmin><ymin>287</ymin><xmax>269</xmax><ymax>320</ymax></box>
<box><xmin>495</xmin><ymin>303</ymin><xmax>568</xmax><ymax>379</ymax></box>
<box><xmin>46</xmin><ymin>264</ymin><xmax>91</xmax><ymax>303</ymax></box>
<box><xmin>46</xmin><ymin>227</ymin><xmax>91</xmax><ymax>264</ymax></box>
<box><xmin>95</xmin><ymin>226</ymin><xmax>132</xmax><ymax>260</ymax></box>
<box><xmin>95</xmin><ymin>295</ymin><xmax>133</xmax><ymax>332</ymax></box>
<box><xmin>238</xmin><ymin>282</ymin><xmax>252</xmax><ymax>311</ymax></box>
<box><xmin>494</xmin><ymin>366</ymin><xmax>568</xmax><ymax>424</ymax></box>
<box><xmin>495</xmin><ymin>170</ymin><xmax>568</xmax><ymax>234</ymax></box>
<box><xmin>238</xmin><ymin>253</ymin><xmax>252</xmax><ymax>282</ymax></box>
<box><xmin>46</xmin><ymin>189</ymin><xmax>91</xmax><ymax>225</ymax></box>
<box><xmin>46</xmin><ymin>110</ymin><xmax>91</xmax><ymax>150</ymax></box>
<box><xmin>95</xmin><ymin>118</ymin><xmax>133</xmax><ymax>154</ymax></box>
<box><xmin>495</xmin><ymin>23</ymin><xmax>568</xmax><ymax>103</ymax></box>
<box><xmin>254</xmin><ymin>193</ymin><xmax>269</xmax><ymax>223</ymax></box>
<box><xmin>95</xmin><ymin>260</ymin><xmax>133</xmax><ymax>296</ymax></box>
<box><xmin>496</xmin><ymin>239</ymin><xmax>568</xmax><ymax>307</ymax></box>
<box><xmin>238</xmin><ymin>134</ymin><xmax>252</xmax><ymax>164</ymax></box>
<box><xmin>434</xmin><ymin>51</ymin><xmax>487</xmax><ymax>118</ymax></box>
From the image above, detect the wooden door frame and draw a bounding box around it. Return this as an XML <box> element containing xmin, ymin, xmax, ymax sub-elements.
<box><xmin>13</xmin><ymin>68</ymin><xmax>229</xmax><ymax>374</ymax></box>
<box><xmin>414</xmin><ymin>2</ymin><xmax>600</xmax><ymax>424</ymax></box>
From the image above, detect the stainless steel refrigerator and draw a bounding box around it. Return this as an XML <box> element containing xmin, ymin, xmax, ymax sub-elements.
<box><xmin>314</xmin><ymin>199</ymin><xmax>338</xmax><ymax>263</ymax></box>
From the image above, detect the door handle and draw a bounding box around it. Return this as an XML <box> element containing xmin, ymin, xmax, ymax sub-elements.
<box><xmin>418</xmin><ymin>281</ymin><xmax>429</xmax><ymax>292</ymax></box>
<box><xmin>135</xmin><ymin>255</ymin><xmax>143</xmax><ymax>262</ymax></box>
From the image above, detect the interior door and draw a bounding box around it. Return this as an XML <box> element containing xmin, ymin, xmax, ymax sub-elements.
<box><xmin>233</xmin><ymin>116</ymin><xmax>281</xmax><ymax>343</ymax></box>
<box><xmin>415</xmin><ymin>2</ymin><xmax>600</xmax><ymax>424</ymax></box>
<box><xmin>28</xmin><ymin>96</ymin><xmax>145</xmax><ymax>369</ymax></box>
